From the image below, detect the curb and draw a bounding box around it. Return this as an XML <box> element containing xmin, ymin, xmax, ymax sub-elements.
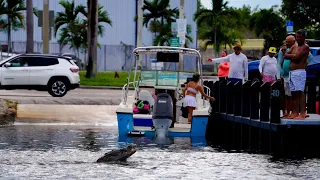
<box><xmin>79</xmin><ymin>85</ymin><xmax>134</xmax><ymax>90</ymax></box>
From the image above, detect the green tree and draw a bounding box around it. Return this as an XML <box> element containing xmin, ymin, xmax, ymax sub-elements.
<box><xmin>58</xmin><ymin>20</ymin><xmax>86</xmax><ymax>58</ymax></box>
<box><xmin>141</xmin><ymin>0</ymin><xmax>178</xmax><ymax>38</ymax></box>
<box><xmin>197</xmin><ymin>0</ymin><xmax>204</xmax><ymax>11</ymax></box>
<box><xmin>194</xmin><ymin>0</ymin><xmax>243</xmax><ymax>54</ymax></box>
<box><xmin>0</xmin><ymin>0</ymin><xmax>7</xmax><ymax>29</ymax></box>
<box><xmin>80</xmin><ymin>3</ymin><xmax>112</xmax><ymax>48</ymax></box>
<box><xmin>0</xmin><ymin>0</ymin><xmax>27</xmax><ymax>53</ymax></box>
<box><xmin>54</xmin><ymin>0</ymin><xmax>111</xmax><ymax>46</ymax></box>
<box><xmin>232</xmin><ymin>5</ymin><xmax>256</xmax><ymax>39</ymax></box>
<box><xmin>281</xmin><ymin>0</ymin><xmax>320</xmax><ymax>39</ymax></box>
<box><xmin>54</xmin><ymin>0</ymin><xmax>112</xmax><ymax>73</ymax></box>
<box><xmin>53</xmin><ymin>0</ymin><xmax>86</xmax><ymax>37</ymax></box>
<box><xmin>249</xmin><ymin>8</ymin><xmax>286</xmax><ymax>55</ymax></box>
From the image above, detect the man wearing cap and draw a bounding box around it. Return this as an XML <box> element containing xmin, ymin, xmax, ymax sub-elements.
<box><xmin>208</xmin><ymin>44</ymin><xmax>248</xmax><ymax>84</ymax></box>
<box><xmin>284</xmin><ymin>29</ymin><xmax>310</xmax><ymax>120</ymax></box>
<box><xmin>259</xmin><ymin>47</ymin><xmax>279</xmax><ymax>84</ymax></box>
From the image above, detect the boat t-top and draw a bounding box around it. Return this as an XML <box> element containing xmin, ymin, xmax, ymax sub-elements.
<box><xmin>117</xmin><ymin>46</ymin><xmax>211</xmax><ymax>138</ymax></box>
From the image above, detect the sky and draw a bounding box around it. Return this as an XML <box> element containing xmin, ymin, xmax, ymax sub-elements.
<box><xmin>201</xmin><ymin>0</ymin><xmax>282</xmax><ymax>9</ymax></box>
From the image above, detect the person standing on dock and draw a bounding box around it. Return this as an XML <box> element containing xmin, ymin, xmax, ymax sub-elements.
<box><xmin>259</xmin><ymin>47</ymin><xmax>279</xmax><ymax>84</ymax></box>
<box><xmin>278</xmin><ymin>35</ymin><xmax>296</xmax><ymax>118</ymax></box>
<box><xmin>284</xmin><ymin>29</ymin><xmax>309</xmax><ymax>120</ymax></box>
<box><xmin>215</xmin><ymin>49</ymin><xmax>230</xmax><ymax>81</ymax></box>
<box><xmin>208</xmin><ymin>44</ymin><xmax>248</xmax><ymax>84</ymax></box>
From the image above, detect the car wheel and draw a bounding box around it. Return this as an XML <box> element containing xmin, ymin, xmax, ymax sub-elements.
<box><xmin>48</xmin><ymin>79</ymin><xmax>68</xmax><ymax>97</ymax></box>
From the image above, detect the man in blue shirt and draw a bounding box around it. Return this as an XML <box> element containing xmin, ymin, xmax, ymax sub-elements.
<box><xmin>278</xmin><ymin>35</ymin><xmax>295</xmax><ymax>118</ymax></box>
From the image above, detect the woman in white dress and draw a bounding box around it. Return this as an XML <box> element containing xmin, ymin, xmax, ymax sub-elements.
<box><xmin>182</xmin><ymin>74</ymin><xmax>215</xmax><ymax>124</ymax></box>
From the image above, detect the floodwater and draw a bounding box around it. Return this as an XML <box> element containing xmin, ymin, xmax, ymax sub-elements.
<box><xmin>1</xmin><ymin>123</ymin><xmax>320</xmax><ymax>179</ymax></box>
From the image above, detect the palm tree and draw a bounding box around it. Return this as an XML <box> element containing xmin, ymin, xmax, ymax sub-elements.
<box><xmin>0</xmin><ymin>0</ymin><xmax>26</xmax><ymax>53</ymax></box>
<box><xmin>58</xmin><ymin>19</ymin><xmax>86</xmax><ymax>57</ymax></box>
<box><xmin>141</xmin><ymin>0</ymin><xmax>178</xmax><ymax>38</ymax></box>
<box><xmin>198</xmin><ymin>19</ymin><xmax>244</xmax><ymax>51</ymax></box>
<box><xmin>249</xmin><ymin>8</ymin><xmax>286</xmax><ymax>55</ymax></box>
<box><xmin>26</xmin><ymin>0</ymin><xmax>33</xmax><ymax>53</ymax></box>
<box><xmin>55</xmin><ymin>0</ymin><xmax>111</xmax><ymax>50</ymax></box>
<box><xmin>0</xmin><ymin>0</ymin><xmax>6</xmax><ymax>29</ymax></box>
<box><xmin>194</xmin><ymin>0</ymin><xmax>242</xmax><ymax>54</ymax></box>
<box><xmin>54</xmin><ymin>0</ymin><xmax>112</xmax><ymax>37</ymax></box>
<box><xmin>86</xmin><ymin>0</ymin><xmax>98</xmax><ymax>78</ymax></box>
<box><xmin>80</xmin><ymin>4</ymin><xmax>112</xmax><ymax>28</ymax></box>
<box><xmin>79</xmin><ymin>4</ymin><xmax>112</xmax><ymax>50</ymax></box>
<box><xmin>53</xmin><ymin>0</ymin><xmax>86</xmax><ymax>37</ymax></box>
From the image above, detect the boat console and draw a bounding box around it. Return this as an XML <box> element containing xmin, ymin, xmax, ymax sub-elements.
<box><xmin>117</xmin><ymin>46</ymin><xmax>211</xmax><ymax>138</ymax></box>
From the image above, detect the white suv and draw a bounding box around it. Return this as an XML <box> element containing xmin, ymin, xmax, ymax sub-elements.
<box><xmin>0</xmin><ymin>54</ymin><xmax>80</xmax><ymax>97</ymax></box>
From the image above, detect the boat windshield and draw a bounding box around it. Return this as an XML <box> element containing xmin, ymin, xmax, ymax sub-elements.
<box><xmin>139</xmin><ymin>71</ymin><xmax>194</xmax><ymax>87</ymax></box>
<box><xmin>135</xmin><ymin>48</ymin><xmax>199</xmax><ymax>87</ymax></box>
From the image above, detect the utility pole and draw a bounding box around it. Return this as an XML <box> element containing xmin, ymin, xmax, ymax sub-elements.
<box><xmin>178</xmin><ymin>0</ymin><xmax>184</xmax><ymax>71</ymax></box>
<box><xmin>137</xmin><ymin>0</ymin><xmax>143</xmax><ymax>69</ymax></box>
<box><xmin>43</xmin><ymin>0</ymin><xmax>49</xmax><ymax>54</ymax></box>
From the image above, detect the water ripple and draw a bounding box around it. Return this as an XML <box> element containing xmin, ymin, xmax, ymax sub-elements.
<box><xmin>0</xmin><ymin>125</ymin><xmax>320</xmax><ymax>179</ymax></box>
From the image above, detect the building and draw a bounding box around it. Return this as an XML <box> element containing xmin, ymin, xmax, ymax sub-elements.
<box><xmin>0</xmin><ymin>0</ymin><xmax>198</xmax><ymax>71</ymax></box>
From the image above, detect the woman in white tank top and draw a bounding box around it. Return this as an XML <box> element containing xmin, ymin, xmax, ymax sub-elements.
<box><xmin>182</xmin><ymin>74</ymin><xmax>215</xmax><ymax>124</ymax></box>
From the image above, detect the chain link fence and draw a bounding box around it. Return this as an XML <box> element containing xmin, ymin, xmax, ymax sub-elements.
<box><xmin>0</xmin><ymin>41</ymin><xmax>137</xmax><ymax>71</ymax></box>
<box><xmin>0</xmin><ymin>41</ymin><xmax>200</xmax><ymax>72</ymax></box>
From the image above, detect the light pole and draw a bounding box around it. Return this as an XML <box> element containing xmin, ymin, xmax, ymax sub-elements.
<box><xmin>137</xmin><ymin>0</ymin><xmax>143</xmax><ymax>69</ymax></box>
<box><xmin>43</xmin><ymin>0</ymin><xmax>49</xmax><ymax>54</ymax></box>
<box><xmin>178</xmin><ymin>0</ymin><xmax>184</xmax><ymax>71</ymax></box>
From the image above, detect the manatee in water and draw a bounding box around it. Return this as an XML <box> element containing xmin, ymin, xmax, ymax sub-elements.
<box><xmin>96</xmin><ymin>145</ymin><xmax>137</xmax><ymax>163</ymax></box>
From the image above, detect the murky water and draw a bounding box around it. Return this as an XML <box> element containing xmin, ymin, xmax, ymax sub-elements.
<box><xmin>1</xmin><ymin>125</ymin><xmax>320</xmax><ymax>180</ymax></box>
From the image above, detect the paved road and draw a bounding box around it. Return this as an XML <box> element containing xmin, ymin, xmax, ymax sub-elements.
<box><xmin>0</xmin><ymin>89</ymin><xmax>130</xmax><ymax>105</ymax></box>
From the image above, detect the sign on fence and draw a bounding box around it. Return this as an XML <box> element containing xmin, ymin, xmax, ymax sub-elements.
<box><xmin>271</xmin><ymin>89</ymin><xmax>280</xmax><ymax>97</ymax></box>
<box><xmin>169</xmin><ymin>37</ymin><xmax>180</xmax><ymax>47</ymax></box>
<box><xmin>286</xmin><ymin>21</ymin><xmax>294</xmax><ymax>33</ymax></box>
<box><xmin>171</xmin><ymin>22</ymin><xmax>177</xmax><ymax>36</ymax></box>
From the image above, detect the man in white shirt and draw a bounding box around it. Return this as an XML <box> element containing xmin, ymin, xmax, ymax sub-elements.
<box><xmin>208</xmin><ymin>44</ymin><xmax>248</xmax><ymax>84</ymax></box>
<box><xmin>259</xmin><ymin>47</ymin><xmax>279</xmax><ymax>84</ymax></box>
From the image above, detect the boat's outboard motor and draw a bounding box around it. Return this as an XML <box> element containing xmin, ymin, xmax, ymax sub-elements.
<box><xmin>152</xmin><ymin>93</ymin><xmax>173</xmax><ymax>137</ymax></box>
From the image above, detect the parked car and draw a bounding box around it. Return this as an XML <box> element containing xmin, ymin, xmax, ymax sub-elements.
<box><xmin>61</xmin><ymin>53</ymin><xmax>85</xmax><ymax>69</ymax></box>
<box><xmin>0</xmin><ymin>54</ymin><xmax>80</xmax><ymax>97</ymax></box>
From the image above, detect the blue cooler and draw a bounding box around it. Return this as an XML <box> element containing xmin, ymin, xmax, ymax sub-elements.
<box><xmin>133</xmin><ymin>114</ymin><xmax>153</xmax><ymax>127</ymax></box>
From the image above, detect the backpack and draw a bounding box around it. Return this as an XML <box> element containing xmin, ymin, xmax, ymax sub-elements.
<box><xmin>180</xmin><ymin>104</ymin><xmax>189</xmax><ymax>118</ymax></box>
<box><xmin>133</xmin><ymin>100</ymin><xmax>150</xmax><ymax>114</ymax></box>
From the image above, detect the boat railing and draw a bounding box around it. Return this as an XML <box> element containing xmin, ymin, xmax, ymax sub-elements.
<box><xmin>202</xmin><ymin>85</ymin><xmax>211</xmax><ymax>107</ymax></box>
<box><xmin>203</xmin><ymin>85</ymin><xmax>211</xmax><ymax>97</ymax></box>
<box><xmin>122</xmin><ymin>81</ymin><xmax>138</xmax><ymax>103</ymax></box>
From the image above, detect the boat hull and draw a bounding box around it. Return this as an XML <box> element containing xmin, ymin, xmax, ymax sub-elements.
<box><xmin>116</xmin><ymin>111</ymin><xmax>209</xmax><ymax>138</ymax></box>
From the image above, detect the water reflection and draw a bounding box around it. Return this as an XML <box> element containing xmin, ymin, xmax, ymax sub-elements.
<box><xmin>118</xmin><ymin>135</ymin><xmax>207</xmax><ymax>149</ymax></box>
<box><xmin>1</xmin><ymin>125</ymin><xmax>320</xmax><ymax>179</ymax></box>
<box><xmin>0</xmin><ymin>126</ymin><xmax>207</xmax><ymax>151</ymax></box>
<box><xmin>78</xmin><ymin>129</ymin><xmax>102</xmax><ymax>152</ymax></box>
